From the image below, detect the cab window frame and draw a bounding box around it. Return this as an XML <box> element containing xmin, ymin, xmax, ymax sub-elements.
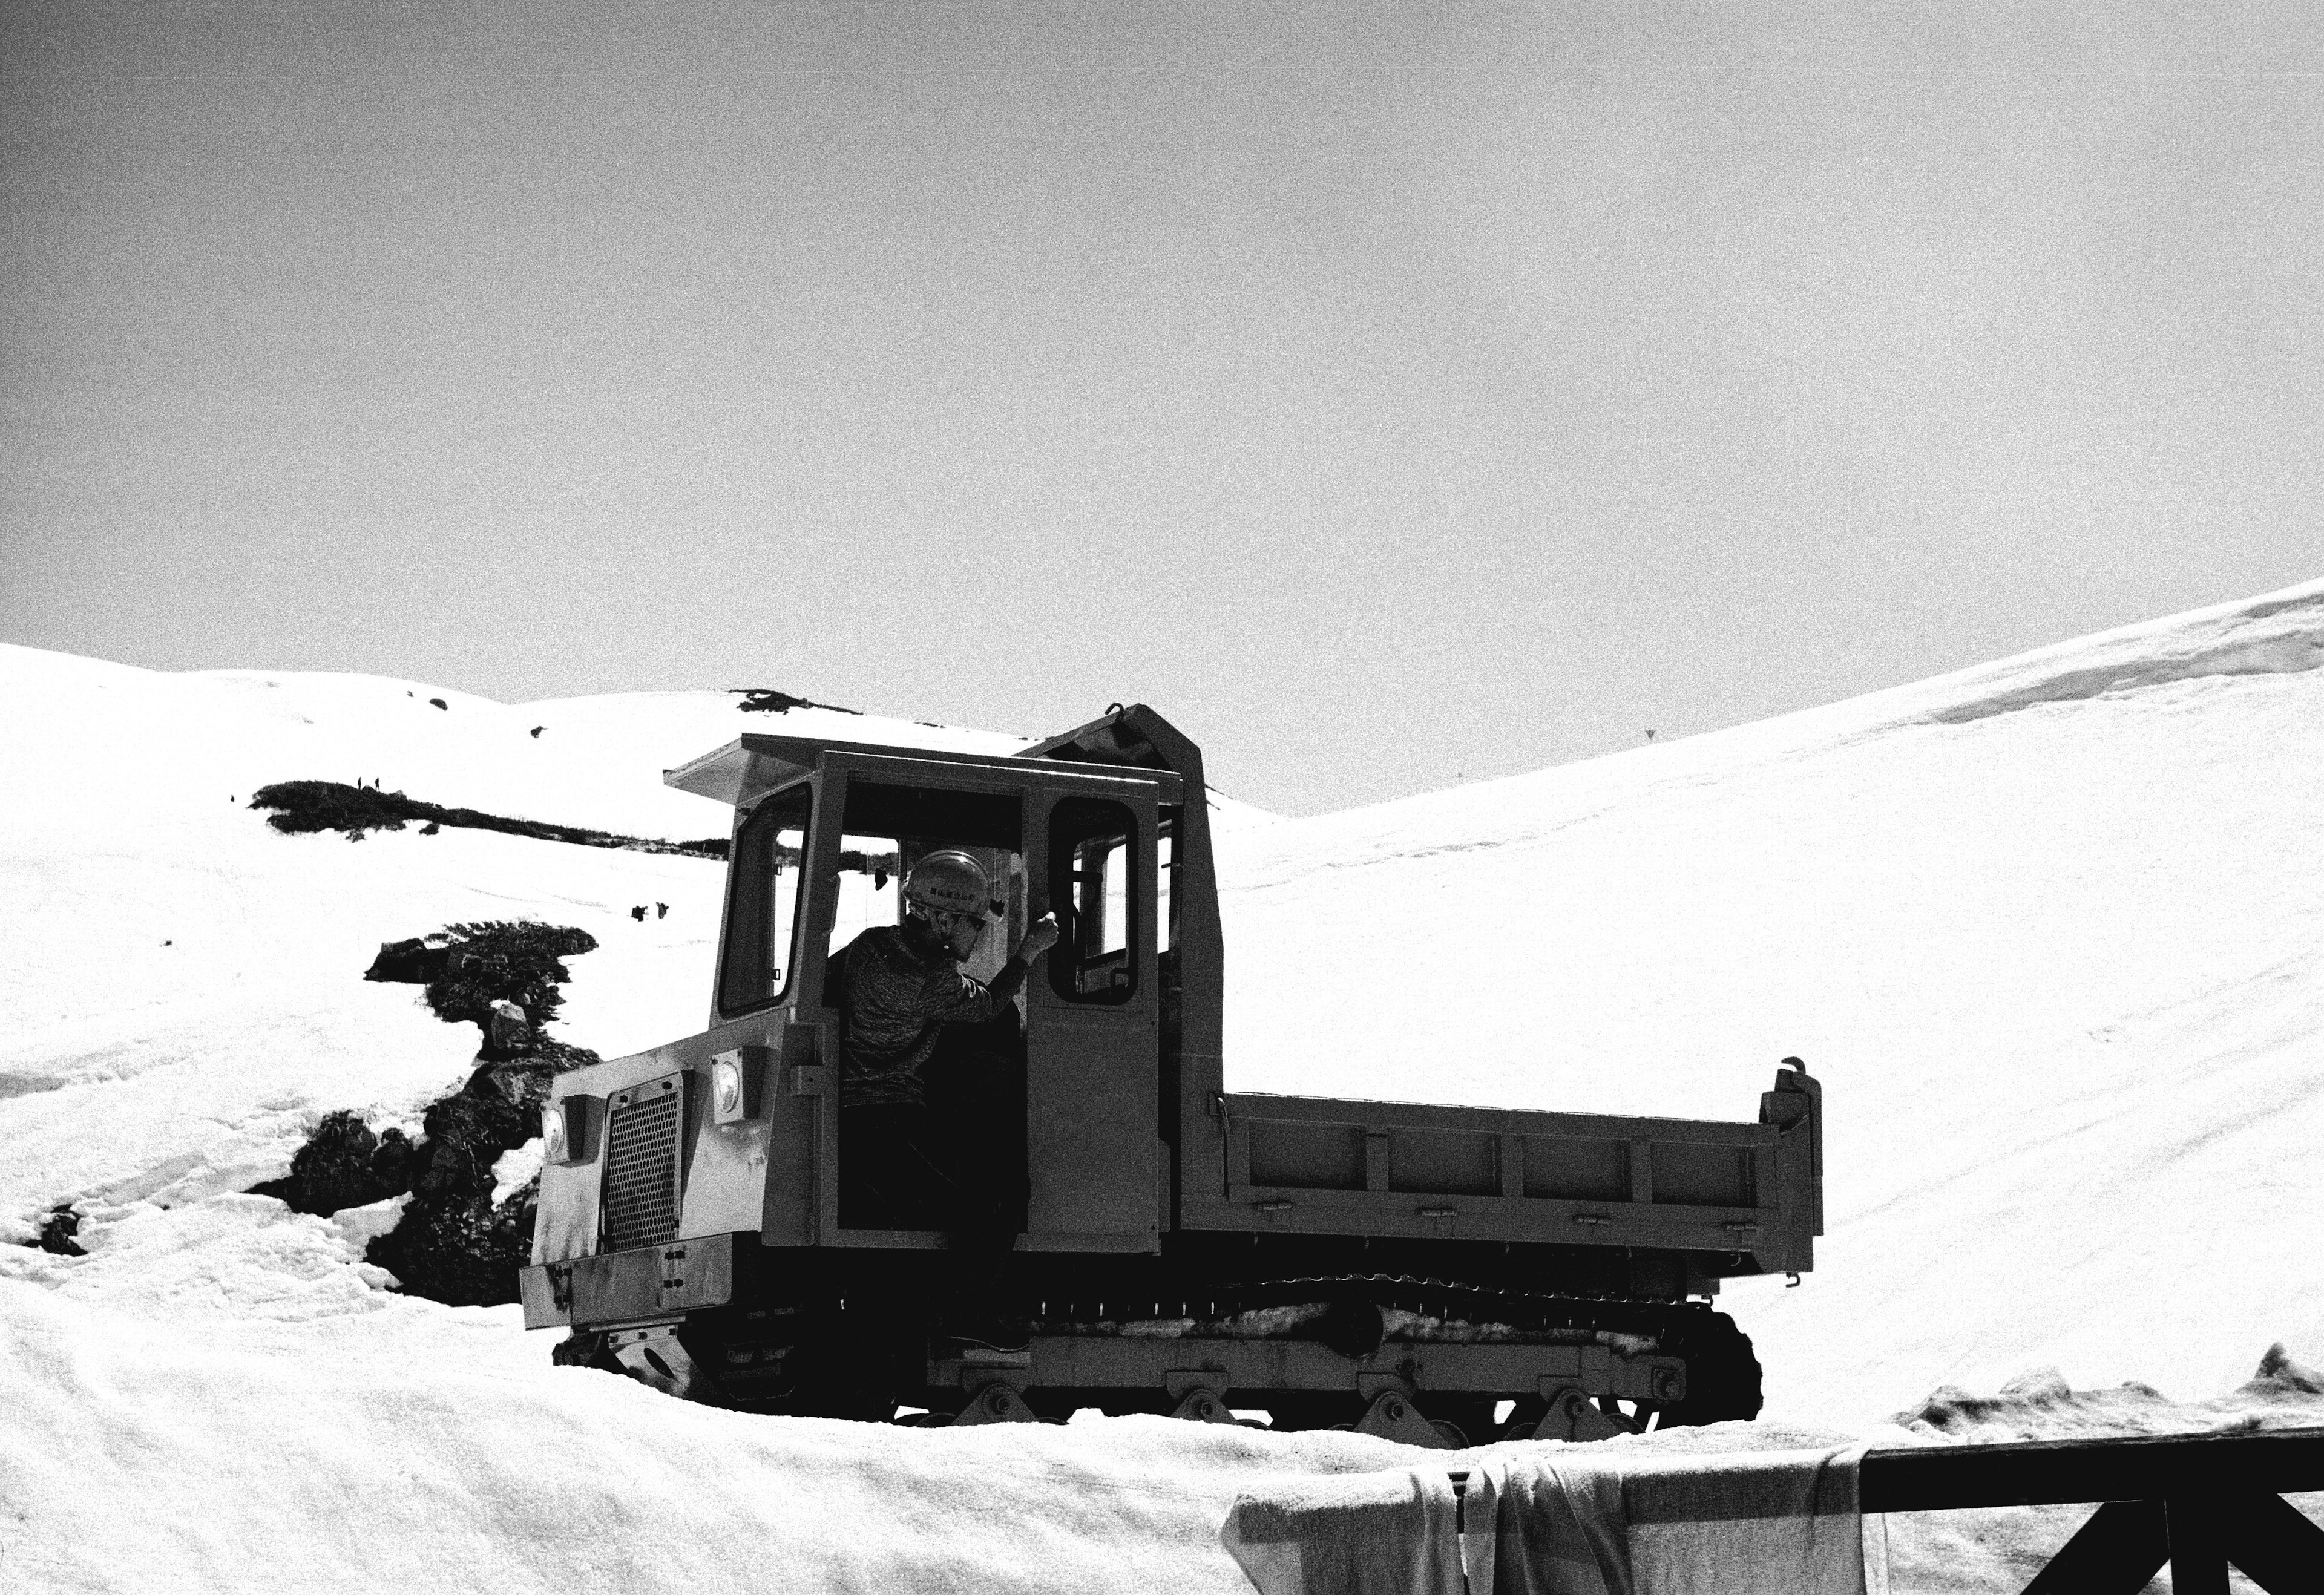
<box><xmin>715</xmin><ymin>781</ymin><xmax>813</xmax><ymax>1020</ymax></box>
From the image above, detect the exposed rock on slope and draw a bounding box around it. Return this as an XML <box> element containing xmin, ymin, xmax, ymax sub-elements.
<box><xmin>254</xmin><ymin>920</ymin><xmax>604</xmax><ymax>1306</ymax></box>
<box><xmin>248</xmin><ymin>1110</ymin><xmax>415</xmax><ymax>1217</ymax></box>
<box><xmin>252</xmin><ymin>779</ymin><xmax>726</xmax><ymax>857</ymax></box>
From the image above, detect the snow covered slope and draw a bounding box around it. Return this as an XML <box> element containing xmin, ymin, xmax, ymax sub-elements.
<box><xmin>1220</xmin><ymin>577</ymin><xmax>2324</xmax><ymax>1420</ymax></box>
<box><xmin>2</xmin><ymin>581</ymin><xmax>2320</xmax><ymax>1591</ymax></box>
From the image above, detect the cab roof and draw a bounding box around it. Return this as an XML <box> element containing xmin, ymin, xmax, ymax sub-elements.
<box><xmin>664</xmin><ymin>732</ymin><xmax>1183</xmax><ymax>809</ymax></box>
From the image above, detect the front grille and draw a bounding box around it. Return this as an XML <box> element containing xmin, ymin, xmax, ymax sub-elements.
<box><xmin>603</xmin><ymin>1086</ymin><xmax>683</xmax><ymax>1252</ymax></box>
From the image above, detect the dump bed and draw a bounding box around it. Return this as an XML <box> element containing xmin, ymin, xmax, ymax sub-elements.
<box><xmin>1180</xmin><ymin>1064</ymin><xmax>1822</xmax><ymax>1275</ymax></box>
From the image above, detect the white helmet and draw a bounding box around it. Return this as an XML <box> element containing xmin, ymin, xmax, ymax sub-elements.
<box><xmin>903</xmin><ymin>850</ymin><xmax>991</xmax><ymax>957</ymax></box>
<box><xmin>903</xmin><ymin>850</ymin><xmax>990</xmax><ymax>915</ymax></box>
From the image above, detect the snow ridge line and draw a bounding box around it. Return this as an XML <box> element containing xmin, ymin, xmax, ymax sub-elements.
<box><xmin>1923</xmin><ymin>604</ymin><xmax>2324</xmax><ymax>727</ymax></box>
<box><xmin>1226</xmin><ymin>576</ymin><xmax>2324</xmax><ymax>882</ymax></box>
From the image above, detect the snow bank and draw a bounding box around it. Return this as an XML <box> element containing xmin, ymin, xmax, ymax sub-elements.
<box><xmin>5</xmin><ymin>1224</ymin><xmax>2314</xmax><ymax>1595</ymax></box>
<box><xmin>0</xmin><ymin>1258</ymin><xmax>1457</xmax><ymax>1594</ymax></box>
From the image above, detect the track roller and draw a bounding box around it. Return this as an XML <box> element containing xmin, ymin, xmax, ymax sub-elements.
<box><xmin>1351</xmin><ymin>1389</ymin><xmax>1463</xmax><ymax>1450</ymax></box>
<box><xmin>1170</xmin><ymin>1386</ymin><xmax>1239</xmax><ymax>1424</ymax></box>
<box><xmin>1504</xmin><ymin>1385</ymin><xmax>1636</xmax><ymax>1444</ymax></box>
<box><xmin>606</xmin><ymin>1323</ymin><xmax>716</xmax><ymax>1402</ymax></box>
<box><xmin>948</xmin><ymin>1379</ymin><xmax>1043</xmax><ymax>1426</ymax></box>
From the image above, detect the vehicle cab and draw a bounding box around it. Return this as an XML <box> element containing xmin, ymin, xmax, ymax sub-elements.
<box><xmin>527</xmin><ymin>727</ymin><xmax>1187</xmax><ymax>1328</ymax></box>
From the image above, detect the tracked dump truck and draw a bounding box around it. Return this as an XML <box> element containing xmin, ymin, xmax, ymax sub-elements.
<box><xmin>522</xmin><ymin>706</ymin><xmax>1823</xmax><ymax>1446</ymax></box>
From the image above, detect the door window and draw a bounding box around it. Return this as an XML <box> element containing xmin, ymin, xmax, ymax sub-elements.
<box><xmin>829</xmin><ymin>834</ymin><xmax>904</xmax><ymax>958</ymax></box>
<box><xmin>1049</xmin><ymin>798</ymin><xmax>1139</xmax><ymax>1004</ymax></box>
<box><xmin>1158</xmin><ymin>810</ymin><xmax>1179</xmax><ymax>952</ymax></box>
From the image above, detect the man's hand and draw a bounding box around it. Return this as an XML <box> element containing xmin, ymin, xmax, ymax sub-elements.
<box><xmin>1016</xmin><ymin>912</ymin><xmax>1061</xmax><ymax>961</ymax></box>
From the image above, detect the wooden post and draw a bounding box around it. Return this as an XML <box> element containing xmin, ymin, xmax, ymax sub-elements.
<box><xmin>2165</xmin><ymin>1495</ymin><xmax>2230</xmax><ymax>1595</ymax></box>
<box><xmin>2020</xmin><ymin>1500</ymin><xmax>2165</xmax><ymax>1594</ymax></box>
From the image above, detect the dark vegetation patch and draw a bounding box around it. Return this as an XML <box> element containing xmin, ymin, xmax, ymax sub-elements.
<box><xmin>248</xmin><ymin>780</ymin><xmax>726</xmax><ymax>859</ymax></box>
<box><xmin>250</xmin><ymin>1110</ymin><xmax>416</xmax><ymax>1216</ymax></box>
<box><xmin>36</xmin><ymin>1204</ymin><xmax>85</xmax><ymax>1257</ymax></box>
<box><xmin>733</xmin><ymin>687</ymin><xmax>860</xmax><ymax>715</ymax></box>
<box><xmin>254</xmin><ymin>920</ymin><xmax>605</xmax><ymax>1308</ymax></box>
<box><xmin>378</xmin><ymin>919</ymin><xmax>599</xmax><ymax>1033</ymax></box>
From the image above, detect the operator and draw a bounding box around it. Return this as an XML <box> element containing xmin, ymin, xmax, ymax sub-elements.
<box><xmin>827</xmin><ymin>848</ymin><xmax>1059</xmax><ymax>1344</ymax></box>
<box><xmin>830</xmin><ymin>849</ymin><xmax>1057</xmax><ymax>1110</ymax></box>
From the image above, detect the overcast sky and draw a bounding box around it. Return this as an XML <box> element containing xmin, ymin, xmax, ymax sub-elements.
<box><xmin>5</xmin><ymin>2</ymin><xmax>2320</xmax><ymax>814</ymax></box>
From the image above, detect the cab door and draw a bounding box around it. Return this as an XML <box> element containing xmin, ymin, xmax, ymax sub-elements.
<box><xmin>1023</xmin><ymin>787</ymin><xmax>1163</xmax><ymax>1251</ymax></box>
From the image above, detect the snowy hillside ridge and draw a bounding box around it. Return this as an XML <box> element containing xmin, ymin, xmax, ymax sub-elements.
<box><xmin>1232</xmin><ymin>574</ymin><xmax>2324</xmax><ymax>862</ymax></box>
<box><xmin>0</xmin><ymin>643</ymin><xmax>1280</xmax><ymax>843</ymax></box>
<box><xmin>1777</xmin><ymin>572</ymin><xmax>2322</xmax><ymax>742</ymax></box>
<box><xmin>1909</xmin><ymin>579</ymin><xmax>2324</xmax><ymax>725</ymax></box>
<box><xmin>0</xmin><ymin>644</ymin><xmax>1042</xmax><ymax>839</ymax></box>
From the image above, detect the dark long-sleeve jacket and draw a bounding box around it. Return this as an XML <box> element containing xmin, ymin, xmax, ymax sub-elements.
<box><xmin>829</xmin><ymin>924</ymin><xmax>1027</xmax><ymax>1107</ymax></box>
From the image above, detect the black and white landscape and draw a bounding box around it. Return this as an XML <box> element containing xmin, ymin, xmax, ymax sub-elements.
<box><xmin>4</xmin><ymin>578</ymin><xmax>2320</xmax><ymax>1590</ymax></box>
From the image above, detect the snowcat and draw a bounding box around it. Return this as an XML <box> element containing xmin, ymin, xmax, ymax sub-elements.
<box><xmin>522</xmin><ymin>706</ymin><xmax>1823</xmax><ymax>1445</ymax></box>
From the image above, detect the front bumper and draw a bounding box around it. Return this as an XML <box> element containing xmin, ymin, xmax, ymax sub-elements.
<box><xmin>520</xmin><ymin>1233</ymin><xmax>735</xmax><ymax>1330</ymax></box>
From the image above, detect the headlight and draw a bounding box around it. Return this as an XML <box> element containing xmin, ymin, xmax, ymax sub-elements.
<box><xmin>708</xmin><ymin>1046</ymin><xmax>766</xmax><ymax>1124</ymax></box>
<box><xmin>540</xmin><ymin>1101</ymin><xmax>568</xmax><ymax>1161</ymax></box>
